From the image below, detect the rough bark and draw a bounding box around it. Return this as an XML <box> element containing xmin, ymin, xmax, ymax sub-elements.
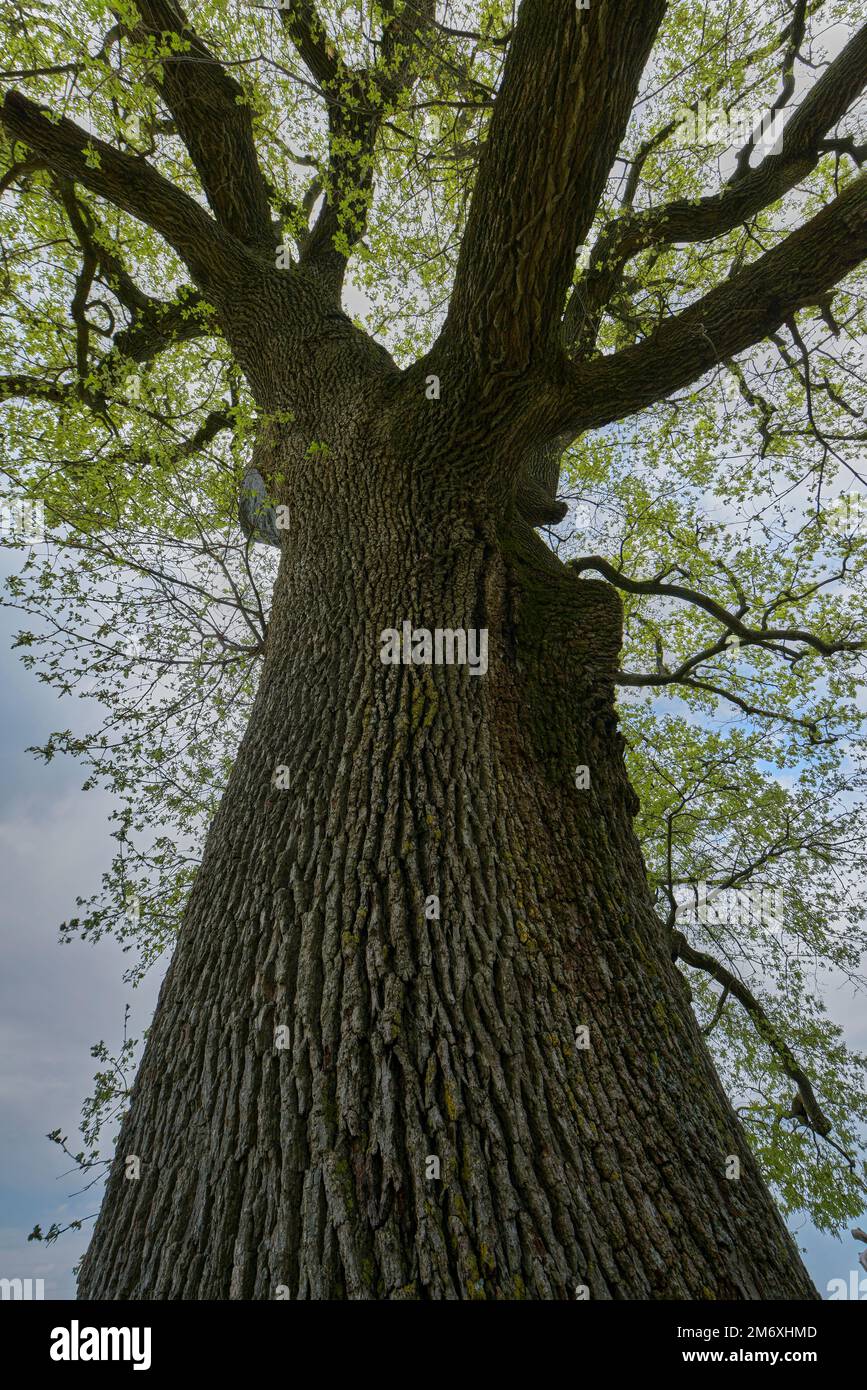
<box><xmin>76</xmin><ymin>374</ymin><xmax>818</xmax><ymax>1300</ymax></box>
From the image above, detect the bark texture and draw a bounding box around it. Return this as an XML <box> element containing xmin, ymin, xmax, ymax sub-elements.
<box><xmin>76</xmin><ymin>367</ymin><xmax>818</xmax><ymax>1300</ymax></box>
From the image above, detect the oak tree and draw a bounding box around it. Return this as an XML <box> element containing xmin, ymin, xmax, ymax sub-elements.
<box><xmin>3</xmin><ymin>0</ymin><xmax>867</xmax><ymax>1298</ymax></box>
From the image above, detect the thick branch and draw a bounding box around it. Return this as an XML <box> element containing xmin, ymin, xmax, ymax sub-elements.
<box><xmin>730</xmin><ymin>0</ymin><xmax>808</xmax><ymax>185</ymax></box>
<box><xmin>441</xmin><ymin>0</ymin><xmax>666</xmax><ymax>371</ymax></box>
<box><xmin>56</xmin><ymin>180</ymin><xmax>150</xmax><ymax>317</ymax></box>
<box><xmin>0</xmin><ymin>91</ymin><xmax>251</xmax><ymax>290</ymax></box>
<box><xmin>568</xmin><ymin>20</ymin><xmax>867</xmax><ymax>353</ymax></box>
<box><xmin>110</xmin><ymin>289</ymin><xmax>210</xmax><ymax>365</ymax></box>
<box><xmin>278</xmin><ymin>1</ymin><xmax>341</xmax><ymax>87</ymax></box>
<box><xmin>0</xmin><ymin>374</ymin><xmax>80</xmax><ymax>406</ymax></box>
<box><xmin>284</xmin><ymin>0</ymin><xmax>436</xmax><ymax>295</ymax></box>
<box><xmin>548</xmin><ymin>170</ymin><xmax>867</xmax><ymax>438</ymax></box>
<box><xmin>123</xmin><ymin>1</ymin><xmax>275</xmax><ymax>251</ymax></box>
<box><xmin>52</xmin><ymin>178</ymin><xmax>212</xmax><ymax>371</ymax></box>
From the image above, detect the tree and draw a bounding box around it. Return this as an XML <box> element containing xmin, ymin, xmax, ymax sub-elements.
<box><xmin>2</xmin><ymin>0</ymin><xmax>867</xmax><ymax>1299</ymax></box>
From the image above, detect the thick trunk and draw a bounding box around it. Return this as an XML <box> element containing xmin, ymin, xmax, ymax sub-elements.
<box><xmin>77</xmin><ymin>420</ymin><xmax>817</xmax><ymax>1300</ymax></box>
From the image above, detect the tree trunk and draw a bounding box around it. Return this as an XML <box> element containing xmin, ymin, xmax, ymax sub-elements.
<box><xmin>77</xmin><ymin>414</ymin><xmax>818</xmax><ymax>1300</ymax></box>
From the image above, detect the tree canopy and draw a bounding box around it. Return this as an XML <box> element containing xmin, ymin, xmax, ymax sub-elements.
<box><xmin>2</xmin><ymin>0</ymin><xmax>866</xmax><ymax>1245</ymax></box>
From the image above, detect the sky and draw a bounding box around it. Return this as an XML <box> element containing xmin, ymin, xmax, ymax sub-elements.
<box><xmin>0</xmin><ymin>543</ymin><xmax>864</xmax><ymax>1300</ymax></box>
<box><xmin>0</xmin><ymin>559</ymin><xmax>165</xmax><ymax>1298</ymax></box>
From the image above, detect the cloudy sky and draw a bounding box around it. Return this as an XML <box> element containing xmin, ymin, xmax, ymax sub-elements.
<box><xmin>0</xmin><ymin>545</ymin><xmax>864</xmax><ymax>1300</ymax></box>
<box><xmin>0</xmin><ymin>559</ymin><xmax>165</xmax><ymax>1298</ymax></box>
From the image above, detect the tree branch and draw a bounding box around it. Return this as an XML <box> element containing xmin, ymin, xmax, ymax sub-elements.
<box><xmin>671</xmin><ymin>930</ymin><xmax>832</xmax><ymax>1136</ymax></box>
<box><xmin>0</xmin><ymin>91</ymin><xmax>252</xmax><ymax>291</ymax></box>
<box><xmin>570</xmin><ymin>554</ymin><xmax>864</xmax><ymax>656</ymax></box>
<box><xmin>729</xmin><ymin>0</ymin><xmax>809</xmax><ymax>185</ymax></box>
<box><xmin>0</xmin><ymin>374</ymin><xmax>80</xmax><ymax>406</ymax></box>
<box><xmin>110</xmin><ymin>288</ymin><xmax>211</xmax><ymax>365</ymax></box>
<box><xmin>568</xmin><ymin>20</ymin><xmax>867</xmax><ymax>355</ymax></box>
<box><xmin>51</xmin><ymin>177</ymin><xmax>213</xmax><ymax>375</ymax></box>
<box><xmin>122</xmin><ymin>1</ymin><xmax>275</xmax><ymax>252</ymax></box>
<box><xmin>624</xmin><ymin>671</ymin><xmax>825</xmax><ymax>738</ymax></box>
<box><xmin>281</xmin><ymin>0</ymin><xmax>436</xmax><ymax>296</ymax></box>
<box><xmin>702</xmin><ymin>983</ymin><xmax>730</xmax><ymax>1037</ymax></box>
<box><xmin>278</xmin><ymin>0</ymin><xmax>341</xmax><ymax>88</ymax></box>
<box><xmin>548</xmin><ymin>170</ymin><xmax>867</xmax><ymax>438</ymax></box>
<box><xmin>441</xmin><ymin>0</ymin><xmax>667</xmax><ymax>373</ymax></box>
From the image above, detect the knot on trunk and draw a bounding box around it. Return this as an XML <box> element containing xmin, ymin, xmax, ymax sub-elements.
<box><xmin>515</xmin><ymin>475</ymin><xmax>569</xmax><ymax>527</ymax></box>
<box><xmin>499</xmin><ymin>517</ymin><xmax>625</xmax><ymax>783</ymax></box>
